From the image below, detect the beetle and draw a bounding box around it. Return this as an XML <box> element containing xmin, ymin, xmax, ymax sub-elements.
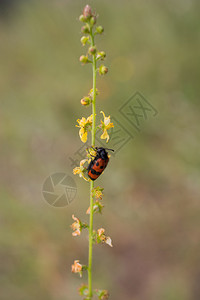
<box><xmin>87</xmin><ymin>147</ymin><xmax>114</xmax><ymax>181</ymax></box>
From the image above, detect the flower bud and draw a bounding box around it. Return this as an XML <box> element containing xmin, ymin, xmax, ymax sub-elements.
<box><xmin>83</xmin><ymin>5</ymin><xmax>92</xmax><ymax>18</ymax></box>
<box><xmin>98</xmin><ymin>65</ymin><xmax>108</xmax><ymax>75</ymax></box>
<box><xmin>90</xmin><ymin>16</ymin><xmax>96</xmax><ymax>26</ymax></box>
<box><xmin>89</xmin><ymin>88</ymin><xmax>99</xmax><ymax>97</ymax></box>
<box><xmin>81</xmin><ymin>25</ymin><xmax>90</xmax><ymax>34</ymax></box>
<box><xmin>79</xmin><ymin>14</ymin><xmax>86</xmax><ymax>22</ymax></box>
<box><xmin>80</xmin><ymin>96</ymin><xmax>91</xmax><ymax>106</ymax></box>
<box><xmin>96</xmin><ymin>51</ymin><xmax>106</xmax><ymax>60</ymax></box>
<box><xmin>81</xmin><ymin>36</ymin><xmax>89</xmax><ymax>46</ymax></box>
<box><xmin>79</xmin><ymin>55</ymin><xmax>89</xmax><ymax>64</ymax></box>
<box><xmin>96</xmin><ymin>26</ymin><xmax>104</xmax><ymax>34</ymax></box>
<box><xmin>88</xmin><ymin>46</ymin><xmax>97</xmax><ymax>55</ymax></box>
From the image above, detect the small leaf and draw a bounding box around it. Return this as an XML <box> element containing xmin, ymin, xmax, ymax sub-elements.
<box><xmin>82</xmin><ymin>265</ymin><xmax>88</xmax><ymax>271</ymax></box>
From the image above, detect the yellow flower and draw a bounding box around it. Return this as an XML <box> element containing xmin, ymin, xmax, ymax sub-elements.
<box><xmin>76</xmin><ymin>115</ymin><xmax>93</xmax><ymax>143</ymax></box>
<box><xmin>73</xmin><ymin>167</ymin><xmax>81</xmax><ymax>176</ymax></box>
<box><xmin>71</xmin><ymin>215</ymin><xmax>81</xmax><ymax>236</ymax></box>
<box><xmin>71</xmin><ymin>260</ymin><xmax>83</xmax><ymax>277</ymax></box>
<box><xmin>73</xmin><ymin>159</ymin><xmax>89</xmax><ymax>182</ymax></box>
<box><xmin>100</xmin><ymin>111</ymin><xmax>114</xmax><ymax>142</ymax></box>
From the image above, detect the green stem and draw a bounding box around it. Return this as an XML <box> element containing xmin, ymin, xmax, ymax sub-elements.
<box><xmin>91</xmin><ymin>32</ymin><xmax>96</xmax><ymax>147</ymax></box>
<box><xmin>88</xmin><ymin>28</ymin><xmax>96</xmax><ymax>300</ymax></box>
<box><xmin>88</xmin><ymin>180</ymin><xmax>94</xmax><ymax>299</ymax></box>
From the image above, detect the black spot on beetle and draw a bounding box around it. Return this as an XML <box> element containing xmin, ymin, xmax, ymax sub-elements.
<box><xmin>90</xmin><ymin>169</ymin><xmax>101</xmax><ymax>175</ymax></box>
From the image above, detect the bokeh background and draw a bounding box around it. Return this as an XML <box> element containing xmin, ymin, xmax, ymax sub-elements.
<box><xmin>1</xmin><ymin>0</ymin><xmax>200</xmax><ymax>299</ymax></box>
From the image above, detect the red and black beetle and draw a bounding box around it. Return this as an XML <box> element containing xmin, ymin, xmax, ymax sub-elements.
<box><xmin>88</xmin><ymin>147</ymin><xmax>114</xmax><ymax>181</ymax></box>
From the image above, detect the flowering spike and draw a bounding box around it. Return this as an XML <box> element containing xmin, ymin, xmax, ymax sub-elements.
<box><xmin>72</xmin><ymin>5</ymin><xmax>113</xmax><ymax>298</ymax></box>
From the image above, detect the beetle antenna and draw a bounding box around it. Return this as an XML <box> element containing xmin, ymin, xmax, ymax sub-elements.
<box><xmin>105</xmin><ymin>148</ymin><xmax>114</xmax><ymax>152</ymax></box>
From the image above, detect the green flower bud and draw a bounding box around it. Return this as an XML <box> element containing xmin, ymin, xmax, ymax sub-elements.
<box><xmin>81</xmin><ymin>24</ymin><xmax>90</xmax><ymax>34</ymax></box>
<box><xmin>79</xmin><ymin>14</ymin><xmax>87</xmax><ymax>22</ymax></box>
<box><xmin>79</xmin><ymin>55</ymin><xmax>89</xmax><ymax>64</ymax></box>
<box><xmin>89</xmin><ymin>88</ymin><xmax>99</xmax><ymax>97</ymax></box>
<box><xmin>88</xmin><ymin>46</ymin><xmax>97</xmax><ymax>55</ymax></box>
<box><xmin>81</xmin><ymin>96</ymin><xmax>91</xmax><ymax>106</ymax></box>
<box><xmin>96</xmin><ymin>51</ymin><xmax>106</xmax><ymax>60</ymax></box>
<box><xmin>99</xmin><ymin>65</ymin><xmax>108</xmax><ymax>75</ymax></box>
<box><xmin>83</xmin><ymin>5</ymin><xmax>92</xmax><ymax>18</ymax></box>
<box><xmin>81</xmin><ymin>36</ymin><xmax>89</xmax><ymax>46</ymax></box>
<box><xmin>96</xmin><ymin>26</ymin><xmax>104</xmax><ymax>34</ymax></box>
<box><xmin>90</xmin><ymin>16</ymin><xmax>96</xmax><ymax>26</ymax></box>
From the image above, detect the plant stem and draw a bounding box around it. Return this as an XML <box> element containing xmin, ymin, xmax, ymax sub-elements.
<box><xmin>88</xmin><ymin>28</ymin><xmax>96</xmax><ymax>299</ymax></box>
<box><xmin>88</xmin><ymin>180</ymin><xmax>94</xmax><ymax>299</ymax></box>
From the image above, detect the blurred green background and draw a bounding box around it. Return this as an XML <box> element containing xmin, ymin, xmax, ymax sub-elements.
<box><xmin>1</xmin><ymin>0</ymin><xmax>200</xmax><ymax>299</ymax></box>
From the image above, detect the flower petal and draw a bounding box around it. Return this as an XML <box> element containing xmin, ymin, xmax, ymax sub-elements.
<box><xmin>100</xmin><ymin>130</ymin><xmax>108</xmax><ymax>140</ymax></box>
<box><xmin>100</xmin><ymin>111</ymin><xmax>106</xmax><ymax>120</ymax></box>
<box><xmin>80</xmin><ymin>130</ymin><xmax>87</xmax><ymax>143</ymax></box>
<box><xmin>105</xmin><ymin>236</ymin><xmax>113</xmax><ymax>247</ymax></box>
<box><xmin>73</xmin><ymin>167</ymin><xmax>81</xmax><ymax>175</ymax></box>
<box><xmin>87</xmin><ymin>114</ymin><xmax>93</xmax><ymax>123</ymax></box>
<box><xmin>100</xmin><ymin>130</ymin><xmax>110</xmax><ymax>142</ymax></box>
